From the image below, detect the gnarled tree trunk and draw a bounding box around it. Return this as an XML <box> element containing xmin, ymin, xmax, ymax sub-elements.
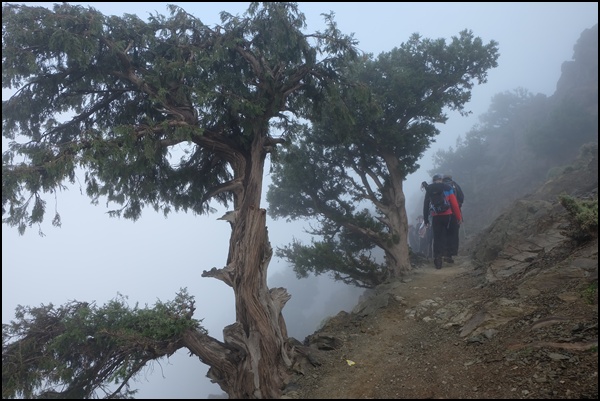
<box><xmin>374</xmin><ymin>153</ymin><xmax>412</xmax><ymax>279</ymax></box>
<box><xmin>197</xmin><ymin>132</ymin><xmax>293</xmax><ymax>398</ymax></box>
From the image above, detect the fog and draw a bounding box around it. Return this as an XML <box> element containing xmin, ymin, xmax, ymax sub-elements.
<box><xmin>2</xmin><ymin>2</ymin><xmax>597</xmax><ymax>398</ymax></box>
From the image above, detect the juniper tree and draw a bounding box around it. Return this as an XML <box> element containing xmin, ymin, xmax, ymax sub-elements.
<box><xmin>1</xmin><ymin>2</ymin><xmax>357</xmax><ymax>398</ymax></box>
<box><xmin>267</xmin><ymin>31</ymin><xmax>499</xmax><ymax>288</ymax></box>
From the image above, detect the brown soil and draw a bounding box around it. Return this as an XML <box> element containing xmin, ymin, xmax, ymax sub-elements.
<box><xmin>286</xmin><ymin>250</ymin><xmax>598</xmax><ymax>399</ymax></box>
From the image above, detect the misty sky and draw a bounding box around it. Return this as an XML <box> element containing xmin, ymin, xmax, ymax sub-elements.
<box><xmin>2</xmin><ymin>2</ymin><xmax>598</xmax><ymax>398</ymax></box>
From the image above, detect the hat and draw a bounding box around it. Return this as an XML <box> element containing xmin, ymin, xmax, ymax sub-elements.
<box><xmin>432</xmin><ymin>174</ymin><xmax>443</xmax><ymax>182</ymax></box>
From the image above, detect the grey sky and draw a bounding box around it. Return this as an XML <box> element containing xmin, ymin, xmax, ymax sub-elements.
<box><xmin>2</xmin><ymin>2</ymin><xmax>597</xmax><ymax>398</ymax></box>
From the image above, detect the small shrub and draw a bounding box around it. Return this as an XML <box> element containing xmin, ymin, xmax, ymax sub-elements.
<box><xmin>558</xmin><ymin>194</ymin><xmax>598</xmax><ymax>241</ymax></box>
<box><xmin>581</xmin><ymin>282</ymin><xmax>598</xmax><ymax>305</ymax></box>
<box><xmin>546</xmin><ymin>165</ymin><xmax>575</xmax><ymax>180</ymax></box>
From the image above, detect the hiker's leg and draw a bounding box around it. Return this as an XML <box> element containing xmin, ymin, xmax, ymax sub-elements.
<box><xmin>432</xmin><ymin>216</ymin><xmax>450</xmax><ymax>268</ymax></box>
<box><xmin>448</xmin><ymin>216</ymin><xmax>460</xmax><ymax>256</ymax></box>
<box><xmin>431</xmin><ymin>217</ymin><xmax>445</xmax><ymax>260</ymax></box>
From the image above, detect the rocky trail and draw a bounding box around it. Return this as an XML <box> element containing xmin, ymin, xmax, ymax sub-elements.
<box><xmin>284</xmin><ymin>239</ymin><xmax>597</xmax><ymax>399</ymax></box>
<box><xmin>281</xmin><ymin>147</ymin><xmax>598</xmax><ymax>399</ymax></box>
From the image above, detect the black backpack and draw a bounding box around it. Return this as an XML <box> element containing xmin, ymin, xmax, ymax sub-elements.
<box><xmin>444</xmin><ymin>178</ymin><xmax>464</xmax><ymax>208</ymax></box>
<box><xmin>427</xmin><ymin>184</ymin><xmax>450</xmax><ymax>214</ymax></box>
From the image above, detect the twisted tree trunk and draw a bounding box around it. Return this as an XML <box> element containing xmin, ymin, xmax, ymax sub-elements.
<box><xmin>196</xmin><ymin>131</ymin><xmax>293</xmax><ymax>398</ymax></box>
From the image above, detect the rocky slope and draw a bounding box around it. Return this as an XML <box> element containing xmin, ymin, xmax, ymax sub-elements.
<box><xmin>284</xmin><ymin>144</ymin><xmax>598</xmax><ymax>399</ymax></box>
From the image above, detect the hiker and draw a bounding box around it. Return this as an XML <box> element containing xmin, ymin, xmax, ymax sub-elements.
<box><xmin>416</xmin><ymin>214</ymin><xmax>433</xmax><ymax>259</ymax></box>
<box><xmin>419</xmin><ymin>182</ymin><xmax>434</xmax><ymax>259</ymax></box>
<box><xmin>408</xmin><ymin>222</ymin><xmax>419</xmax><ymax>252</ymax></box>
<box><xmin>422</xmin><ymin>174</ymin><xmax>462</xmax><ymax>269</ymax></box>
<box><xmin>442</xmin><ymin>174</ymin><xmax>464</xmax><ymax>262</ymax></box>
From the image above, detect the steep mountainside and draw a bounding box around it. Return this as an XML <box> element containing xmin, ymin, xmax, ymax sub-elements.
<box><xmin>284</xmin><ymin>143</ymin><xmax>598</xmax><ymax>399</ymax></box>
<box><xmin>429</xmin><ymin>23</ymin><xmax>598</xmax><ymax>237</ymax></box>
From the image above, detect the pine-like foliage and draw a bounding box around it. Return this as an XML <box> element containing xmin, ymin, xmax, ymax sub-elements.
<box><xmin>267</xmin><ymin>31</ymin><xmax>499</xmax><ymax>287</ymax></box>
<box><xmin>2</xmin><ymin>2</ymin><xmax>358</xmax><ymax>398</ymax></box>
<box><xmin>2</xmin><ymin>290</ymin><xmax>200</xmax><ymax>399</ymax></box>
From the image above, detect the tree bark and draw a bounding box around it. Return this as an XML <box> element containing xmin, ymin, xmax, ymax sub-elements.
<box><xmin>384</xmin><ymin>154</ymin><xmax>412</xmax><ymax>278</ymax></box>
<box><xmin>200</xmin><ymin>131</ymin><xmax>293</xmax><ymax>398</ymax></box>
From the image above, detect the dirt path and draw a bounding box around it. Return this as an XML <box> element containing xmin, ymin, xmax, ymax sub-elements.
<box><xmin>291</xmin><ymin>257</ymin><xmax>494</xmax><ymax>399</ymax></box>
<box><xmin>287</xmin><ymin>252</ymin><xmax>598</xmax><ymax>399</ymax></box>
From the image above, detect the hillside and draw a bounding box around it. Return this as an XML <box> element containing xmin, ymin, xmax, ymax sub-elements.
<box><xmin>426</xmin><ymin>24</ymin><xmax>598</xmax><ymax>237</ymax></box>
<box><xmin>283</xmin><ymin>144</ymin><xmax>598</xmax><ymax>399</ymax></box>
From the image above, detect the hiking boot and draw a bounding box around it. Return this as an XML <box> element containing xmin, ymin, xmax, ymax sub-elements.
<box><xmin>434</xmin><ymin>257</ymin><xmax>442</xmax><ymax>269</ymax></box>
<box><xmin>444</xmin><ymin>256</ymin><xmax>454</xmax><ymax>264</ymax></box>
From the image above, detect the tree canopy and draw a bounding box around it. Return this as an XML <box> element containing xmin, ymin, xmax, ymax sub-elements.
<box><xmin>267</xmin><ymin>30</ymin><xmax>499</xmax><ymax>288</ymax></box>
<box><xmin>2</xmin><ymin>2</ymin><xmax>356</xmax><ymax>233</ymax></box>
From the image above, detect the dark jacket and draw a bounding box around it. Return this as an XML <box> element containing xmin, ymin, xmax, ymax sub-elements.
<box><xmin>423</xmin><ymin>182</ymin><xmax>462</xmax><ymax>225</ymax></box>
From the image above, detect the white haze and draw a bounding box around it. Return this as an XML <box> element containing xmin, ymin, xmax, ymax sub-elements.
<box><xmin>2</xmin><ymin>2</ymin><xmax>597</xmax><ymax>398</ymax></box>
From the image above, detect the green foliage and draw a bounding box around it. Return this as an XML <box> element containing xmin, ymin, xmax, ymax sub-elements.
<box><xmin>275</xmin><ymin>238</ymin><xmax>387</xmax><ymax>288</ymax></box>
<box><xmin>581</xmin><ymin>281</ymin><xmax>598</xmax><ymax>305</ymax></box>
<box><xmin>546</xmin><ymin>164</ymin><xmax>575</xmax><ymax>180</ymax></box>
<box><xmin>2</xmin><ymin>289</ymin><xmax>201</xmax><ymax>399</ymax></box>
<box><xmin>558</xmin><ymin>194</ymin><xmax>598</xmax><ymax>242</ymax></box>
<box><xmin>2</xmin><ymin>2</ymin><xmax>358</xmax><ymax>234</ymax></box>
<box><xmin>268</xmin><ymin>29</ymin><xmax>499</xmax><ymax>285</ymax></box>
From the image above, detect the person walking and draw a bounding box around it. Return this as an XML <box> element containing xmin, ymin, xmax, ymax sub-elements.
<box><xmin>408</xmin><ymin>221</ymin><xmax>419</xmax><ymax>252</ymax></box>
<box><xmin>442</xmin><ymin>174</ymin><xmax>464</xmax><ymax>263</ymax></box>
<box><xmin>422</xmin><ymin>174</ymin><xmax>462</xmax><ymax>269</ymax></box>
<box><xmin>411</xmin><ymin>215</ymin><xmax>431</xmax><ymax>258</ymax></box>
